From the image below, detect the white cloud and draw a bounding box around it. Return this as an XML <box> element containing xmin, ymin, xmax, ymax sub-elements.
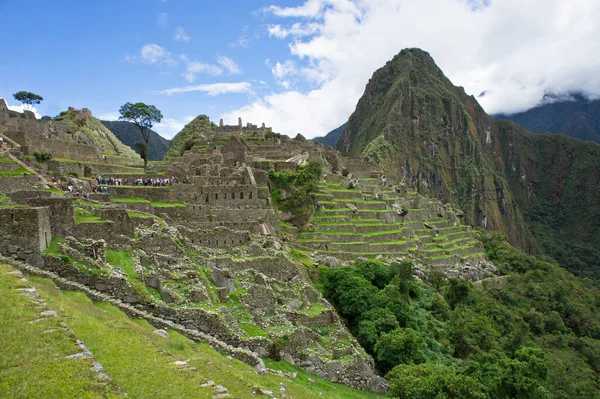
<box><xmin>228</xmin><ymin>0</ymin><xmax>600</xmax><ymax>138</ymax></box>
<box><xmin>97</xmin><ymin>112</ymin><xmax>120</xmax><ymax>121</ymax></box>
<box><xmin>174</xmin><ymin>27</ymin><xmax>190</xmax><ymax>42</ymax></box>
<box><xmin>262</xmin><ymin>0</ymin><xmax>326</xmax><ymax>17</ymax></box>
<box><xmin>157</xmin><ymin>12</ymin><xmax>168</xmax><ymax>27</ymax></box>
<box><xmin>267</xmin><ymin>22</ymin><xmax>320</xmax><ymax>39</ymax></box>
<box><xmin>180</xmin><ymin>55</ymin><xmax>223</xmax><ymax>82</ymax></box>
<box><xmin>154</xmin><ymin>116</ymin><xmax>195</xmax><ymax>139</ymax></box>
<box><xmin>217</xmin><ymin>56</ymin><xmax>241</xmax><ymax>74</ymax></box>
<box><xmin>270</xmin><ymin>60</ymin><xmax>297</xmax><ymax>79</ymax></box>
<box><xmin>180</xmin><ymin>55</ymin><xmax>242</xmax><ymax>82</ymax></box>
<box><xmin>157</xmin><ymin>82</ymin><xmax>252</xmax><ymax>96</ymax></box>
<box><xmin>140</xmin><ymin>44</ymin><xmax>175</xmax><ymax>65</ymax></box>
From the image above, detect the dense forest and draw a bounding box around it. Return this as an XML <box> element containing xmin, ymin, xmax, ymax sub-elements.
<box><xmin>320</xmin><ymin>233</ymin><xmax>600</xmax><ymax>398</ymax></box>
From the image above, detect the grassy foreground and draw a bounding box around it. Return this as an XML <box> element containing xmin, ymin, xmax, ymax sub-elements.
<box><xmin>0</xmin><ymin>263</ymin><xmax>384</xmax><ymax>399</ymax></box>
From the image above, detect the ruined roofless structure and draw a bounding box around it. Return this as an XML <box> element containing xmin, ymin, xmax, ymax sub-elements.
<box><xmin>216</xmin><ymin>117</ymin><xmax>271</xmax><ymax>139</ymax></box>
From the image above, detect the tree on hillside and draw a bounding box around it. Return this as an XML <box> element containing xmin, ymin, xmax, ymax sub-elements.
<box><xmin>13</xmin><ymin>91</ymin><xmax>43</xmax><ymax>111</ymax></box>
<box><xmin>118</xmin><ymin>102</ymin><xmax>163</xmax><ymax>170</ymax></box>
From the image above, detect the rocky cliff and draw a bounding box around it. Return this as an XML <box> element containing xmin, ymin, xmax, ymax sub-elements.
<box><xmin>336</xmin><ymin>48</ymin><xmax>600</xmax><ymax>279</ymax></box>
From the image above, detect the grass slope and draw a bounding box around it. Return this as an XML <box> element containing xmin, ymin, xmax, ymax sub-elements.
<box><xmin>0</xmin><ymin>263</ymin><xmax>383</xmax><ymax>399</ymax></box>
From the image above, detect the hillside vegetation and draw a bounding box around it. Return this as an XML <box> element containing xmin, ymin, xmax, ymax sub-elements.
<box><xmin>164</xmin><ymin>115</ymin><xmax>216</xmax><ymax>159</ymax></box>
<box><xmin>496</xmin><ymin>94</ymin><xmax>600</xmax><ymax>143</ymax></box>
<box><xmin>336</xmin><ymin>48</ymin><xmax>600</xmax><ymax>280</ymax></box>
<box><xmin>44</xmin><ymin>108</ymin><xmax>140</xmax><ymax>159</ymax></box>
<box><xmin>312</xmin><ymin>122</ymin><xmax>347</xmax><ymax>147</ymax></box>
<box><xmin>320</xmin><ymin>233</ymin><xmax>600</xmax><ymax>398</ymax></box>
<box><xmin>101</xmin><ymin>121</ymin><xmax>170</xmax><ymax>161</ymax></box>
<box><xmin>0</xmin><ymin>263</ymin><xmax>382</xmax><ymax>399</ymax></box>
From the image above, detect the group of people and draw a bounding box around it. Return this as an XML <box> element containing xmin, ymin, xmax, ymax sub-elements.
<box><xmin>92</xmin><ymin>176</ymin><xmax>178</xmax><ymax>187</ymax></box>
<box><xmin>67</xmin><ymin>185</ymin><xmax>91</xmax><ymax>199</ymax></box>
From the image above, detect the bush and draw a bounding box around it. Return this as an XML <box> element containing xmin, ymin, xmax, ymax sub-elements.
<box><xmin>83</xmin><ymin>165</ymin><xmax>92</xmax><ymax>177</ymax></box>
<box><xmin>268</xmin><ymin>158</ymin><xmax>323</xmax><ymax>226</ymax></box>
<box><xmin>33</xmin><ymin>152</ymin><xmax>52</xmax><ymax>162</ymax></box>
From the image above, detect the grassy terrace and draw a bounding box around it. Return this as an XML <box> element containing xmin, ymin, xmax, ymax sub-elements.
<box><xmin>51</xmin><ymin>158</ymin><xmax>143</xmax><ymax>170</ymax></box>
<box><xmin>0</xmin><ymin>167</ymin><xmax>32</xmax><ymax>176</ymax></box>
<box><xmin>0</xmin><ymin>267</ymin><xmax>384</xmax><ymax>399</ymax></box>
<box><xmin>0</xmin><ymin>157</ymin><xmax>17</xmax><ymax>164</ymax></box>
<box><xmin>75</xmin><ymin>208</ymin><xmax>103</xmax><ymax>223</ymax></box>
<box><xmin>110</xmin><ymin>197</ymin><xmax>186</xmax><ymax>207</ymax></box>
<box><xmin>0</xmin><ymin>264</ymin><xmax>120</xmax><ymax>398</ymax></box>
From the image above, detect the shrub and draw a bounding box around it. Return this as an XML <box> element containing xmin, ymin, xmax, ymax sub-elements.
<box><xmin>33</xmin><ymin>152</ymin><xmax>52</xmax><ymax>162</ymax></box>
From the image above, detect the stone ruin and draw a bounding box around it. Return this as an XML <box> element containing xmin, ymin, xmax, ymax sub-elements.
<box><xmin>0</xmin><ymin>110</ymin><xmax>498</xmax><ymax>393</ymax></box>
<box><xmin>216</xmin><ymin>116</ymin><xmax>272</xmax><ymax>139</ymax></box>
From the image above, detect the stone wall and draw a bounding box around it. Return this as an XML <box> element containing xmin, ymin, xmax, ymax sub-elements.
<box><xmin>73</xmin><ymin>221</ymin><xmax>133</xmax><ymax>246</ymax></box>
<box><xmin>0</xmin><ymin>207</ymin><xmax>51</xmax><ymax>261</ymax></box>
<box><xmin>180</xmin><ymin>226</ymin><xmax>250</xmax><ymax>248</ymax></box>
<box><xmin>28</xmin><ymin>197</ymin><xmax>75</xmax><ymax>236</ymax></box>
<box><xmin>46</xmin><ymin>159</ymin><xmax>144</xmax><ymax>177</ymax></box>
<box><xmin>0</xmin><ymin>175</ymin><xmax>43</xmax><ymax>193</ymax></box>
<box><xmin>108</xmin><ymin>186</ymin><xmax>173</xmax><ymax>202</ymax></box>
<box><xmin>0</xmin><ymin>101</ymin><xmax>44</xmax><ymax>135</ymax></box>
<box><xmin>5</xmin><ymin>131</ymin><xmax>102</xmax><ymax>161</ymax></box>
<box><xmin>8</xmin><ymin>190</ymin><xmax>52</xmax><ymax>204</ymax></box>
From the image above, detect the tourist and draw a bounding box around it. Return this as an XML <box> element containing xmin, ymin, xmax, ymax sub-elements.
<box><xmin>0</xmin><ymin>136</ymin><xmax>3</xmax><ymax>149</ymax></box>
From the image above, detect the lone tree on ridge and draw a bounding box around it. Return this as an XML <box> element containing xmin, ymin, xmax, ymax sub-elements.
<box><xmin>118</xmin><ymin>102</ymin><xmax>163</xmax><ymax>170</ymax></box>
<box><xmin>13</xmin><ymin>91</ymin><xmax>43</xmax><ymax>111</ymax></box>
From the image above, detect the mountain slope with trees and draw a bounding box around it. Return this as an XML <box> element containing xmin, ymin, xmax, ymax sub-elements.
<box><xmin>312</xmin><ymin>122</ymin><xmax>347</xmax><ymax>147</ymax></box>
<box><xmin>336</xmin><ymin>48</ymin><xmax>600</xmax><ymax>280</ymax></box>
<box><xmin>320</xmin><ymin>234</ymin><xmax>600</xmax><ymax>398</ymax></box>
<box><xmin>496</xmin><ymin>94</ymin><xmax>600</xmax><ymax>143</ymax></box>
<box><xmin>101</xmin><ymin>121</ymin><xmax>170</xmax><ymax>161</ymax></box>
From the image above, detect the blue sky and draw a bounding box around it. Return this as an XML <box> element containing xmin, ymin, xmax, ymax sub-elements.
<box><xmin>1</xmin><ymin>0</ymin><xmax>599</xmax><ymax>139</ymax></box>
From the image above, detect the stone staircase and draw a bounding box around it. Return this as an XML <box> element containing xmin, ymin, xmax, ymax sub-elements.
<box><xmin>285</xmin><ymin>179</ymin><xmax>487</xmax><ymax>265</ymax></box>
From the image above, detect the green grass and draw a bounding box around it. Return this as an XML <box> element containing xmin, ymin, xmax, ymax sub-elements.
<box><xmin>75</xmin><ymin>215</ymin><xmax>104</xmax><ymax>223</ymax></box>
<box><xmin>110</xmin><ymin>197</ymin><xmax>150</xmax><ymax>203</ymax></box>
<box><xmin>75</xmin><ymin>208</ymin><xmax>103</xmax><ymax>223</ymax></box>
<box><xmin>0</xmin><ymin>157</ymin><xmax>17</xmax><ymax>164</ymax></box>
<box><xmin>428</xmin><ymin>254</ymin><xmax>456</xmax><ymax>260</ymax></box>
<box><xmin>373</xmin><ymin>239</ymin><xmax>408</xmax><ymax>245</ymax></box>
<box><xmin>0</xmin><ymin>167</ymin><xmax>32</xmax><ymax>176</ymax></box>
<box><xmin>126</xmin><ymin>210</ymin><xmax>154</xmax><ymax>218</ymax></box>
<box><xmin>44</xmin><ymin>187</ymin><xmax>65</xmax><ymax>194</ymax></box>
<box><xmin>0</xmin><ymin>264</ymin><xmax>120</xmax><ymax>398</ymax></box>
<box><xmin>43</xmin><ymin>236</ymin><xmax>65</xmax><ymax>256</ymax></box>
<box><xmin>152</xmin><ymin>202</ymin><xmax>186</xmax><ymax>207</ymax></box>
<box><xmin>239</xmin><ymin>323</ymin><xmax>269</xmax><ymax>338</ymax></box>
<box><xmin>105</xmin><ymin>250</ymin><xmax>151</xmax><ymax>302</ymax></box>
<box><xmin>363</xmin><ymin>228</ymin><xmax>404</xmax><ymax>237</ymax></box>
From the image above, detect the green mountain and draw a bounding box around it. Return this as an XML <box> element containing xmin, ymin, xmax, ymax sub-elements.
<box><xmin>337</xmin><ymin>48</ymin><xmax>600</xmax><ymax>280</ymax></box>
<box><xmin>496</xmin><ymin>94</ymin><xmax>600</xmax><ymax>143</ymax></box>
<box><xmin>101</xmin><ymin>121</ymin><xmax>170</xmax><ymax>161</ymax></box>
<box><xmin>313</xmin><ymin>122</ymin><xmax>346</xmax><ymax>147</ymax></box>
<box><xmin>164</xmin><ymin>115</ymin><xmax>216</xmax><ymax>159</ymax></box>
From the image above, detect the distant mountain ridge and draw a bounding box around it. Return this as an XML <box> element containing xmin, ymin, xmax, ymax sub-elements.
<box><xmin>312</xmin><ymin>122</ymin><xmax>347</xmax><ymax>147</ymax></box>
<box><xmin>101</xmin><ymin>121</ymin><xmax>170</xmax><ymax>161</ymax></box>
<box><xmin>496</xmin><ymin>94</ymin><xmax>600</xmax><ymax>142</ymax></box>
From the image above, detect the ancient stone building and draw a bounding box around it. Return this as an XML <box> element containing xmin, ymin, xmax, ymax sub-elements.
<box><xmin>0</xmin><ymin>207</ymin><xmax>51</xmax><ymax>262</ymax></box>
<box><xmin>216</xmin><ymin>117</ymin><xmax>271</xmax><ymax>139</ymax></box>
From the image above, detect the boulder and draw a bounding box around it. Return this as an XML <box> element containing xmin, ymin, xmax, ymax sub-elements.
<box><xmin>68</xmin><ymin>177</ymin><xmax>91</xmax><ymax>193</ymax></box>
